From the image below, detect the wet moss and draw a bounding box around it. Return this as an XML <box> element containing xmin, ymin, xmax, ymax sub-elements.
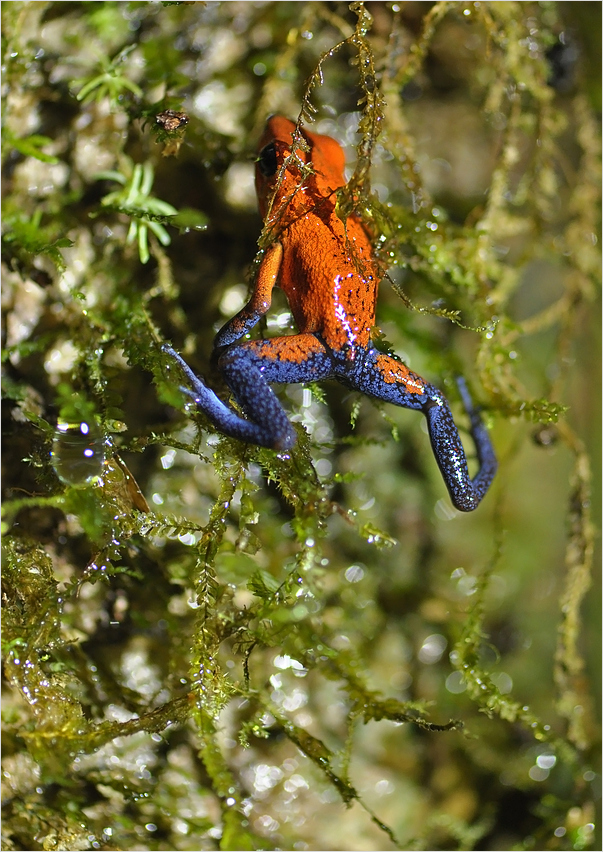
<box><xmin>2</xmin><ymin>2</ymin><xmax>600</xmax><ymax>850</ymax></box>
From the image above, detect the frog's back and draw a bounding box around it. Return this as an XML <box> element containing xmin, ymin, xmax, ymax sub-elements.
<box><xmin>256</xmin><ymin>116</ymin><xmax>380</xmax><ymax>352</ymax></box>
<box><xmin>280</xmin><ymin>202</ymin><xmax>379</xmax><ymax>351</ymax></box>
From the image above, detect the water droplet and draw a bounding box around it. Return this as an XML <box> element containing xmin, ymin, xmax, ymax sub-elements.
<box><xmin>536</xmin><ymin>753</ymin><xmax>556</xmax><ymax>769</ymax></box>
<box><xmin>418</xmin><ymin>633</ymin><xmax>447</xmax><ymax>664</ymax></box>
<box><xmin>445</xmin><ymin>671</ymin><xmax>467</xmax><ymax>694</ymax></box>
<box><xmin>345</xmin><ymin>564</ymin><xmax>364</xmax><ymax>583</ymax></box>
<box><xmin>51</xmin><ymin>420</ymin><xmax>105</xmax><ymax>485</ymax></box>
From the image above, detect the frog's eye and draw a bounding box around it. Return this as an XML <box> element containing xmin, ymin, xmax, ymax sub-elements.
<box><xmin>257</xmin><ymin>142</ymin><xmax>278</xmax><ymax>177</ymax></box>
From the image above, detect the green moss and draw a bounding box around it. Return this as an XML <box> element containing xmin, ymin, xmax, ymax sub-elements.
<box><xmin>2</xmin><ymin>2</ymin><xmax>599</xmax><ymax>850</ymax></box>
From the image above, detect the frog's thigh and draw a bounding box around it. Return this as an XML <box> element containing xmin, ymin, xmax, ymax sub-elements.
<box><xmin>350</xmin><ymin>351</ymin><xmax>430</xmax><ymax>409</ymax></box>
<box><xmin>220</xmin><ymin>334</ymin><xmax>333</xmax><ymax>384</ymax></box>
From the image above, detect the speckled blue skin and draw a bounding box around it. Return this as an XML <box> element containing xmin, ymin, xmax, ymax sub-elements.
<box><xmin>162</xmin><ymin>333</ymin><xmax>497</xmax><ymax>512</ymax></box>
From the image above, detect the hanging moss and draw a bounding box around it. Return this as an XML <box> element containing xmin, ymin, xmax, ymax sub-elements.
<box><xmin>2</xmin><ymin>2</ymin><xmax>600</xmax><ymax>850</ymax></box>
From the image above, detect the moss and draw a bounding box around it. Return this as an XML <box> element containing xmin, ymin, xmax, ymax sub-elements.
<box><xmin>2</xmin><ymin>2</ymin><xmax>600</xmax><ymax>850</ymax></box>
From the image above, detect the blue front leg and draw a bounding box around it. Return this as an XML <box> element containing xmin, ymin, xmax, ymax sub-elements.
<box><xmin>214</xmin><ymin>242</ymin><xmax>283</xmax><ymax>349</ymax></box>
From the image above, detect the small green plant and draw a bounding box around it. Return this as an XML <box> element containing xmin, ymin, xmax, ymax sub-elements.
<box><xmin>95</xmin><ymin>160</ymin><xmax>207</xmax><ymax>263</ymax></box>
<box><xmin>73</xmin><ymin>44</ymin><xmax>143</xmax><ymax>107</ymax></box>
<box><xmin>3</xmin><ymin>131</ymin><xmax>59</xmax><ymax>164</ymax></box>
<box><xmin>96</xmin><ymin>160</ymin><xmax>178</xmax><ymax>263</ymax></box>
<box><xmin>2</xmin><ymin>209</ymin><xmax>73</xmax><ymax>273</ymax></box>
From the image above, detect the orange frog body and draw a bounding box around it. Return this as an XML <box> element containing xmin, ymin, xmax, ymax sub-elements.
<box><xmin>254</xmin><ymin>115</ymin><xmax>378</xmax><ymax>354</ymax></box>
<box><xmin>163</xmin><ymin>116</ymin><xmax>496</xmax><ymax>510</ymax></box>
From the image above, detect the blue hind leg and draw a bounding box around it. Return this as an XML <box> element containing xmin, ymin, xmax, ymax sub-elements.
<box><xmin>162</xmin><ymin>335</ymin><xmax>333</xmax><ymax>451</ymax></box>
<box><xmin>338</xmin><ymin>349</ymin><xmax>497</xmax><ymax>511</ymax></box>
<box><xmin>423</xmin><ymin>377</ymin><xmax>497</xmax><ymax>511</ymax></box>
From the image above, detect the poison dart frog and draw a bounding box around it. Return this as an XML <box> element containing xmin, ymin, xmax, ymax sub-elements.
<box><xmin>163</xmin><ymin>116</ymin><xmax>497</xmax><ymax>511</ymax></box>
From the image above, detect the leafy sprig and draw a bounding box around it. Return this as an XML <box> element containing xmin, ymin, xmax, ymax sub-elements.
<box><xmin>2</xmin><ymin>210</ymin><xmax>73</xmax><ymax>273</ymax></box>
<box><xmin>73</xmin><ymin>45</ymin><xmax>143</xmax><ymax>108</ymax></box>
<box><xmin>96</xmin><ymin>161</ymin><xmax>177</xmax><ymax>263</ymax></box>
<box><xmin>95</xmin><ymin>161</ymin><xmax>207</xmax><ymax>263</ymax></box>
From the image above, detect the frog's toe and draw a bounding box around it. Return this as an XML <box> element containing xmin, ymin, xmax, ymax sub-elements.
<box><xmin>272</xmin><ymin>427</ymin><xmax>297</xmax><ymax>452</ymax></box>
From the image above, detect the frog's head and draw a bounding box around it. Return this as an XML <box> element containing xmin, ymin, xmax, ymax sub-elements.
<box><xmin>255</xmin><ymin>115</ymin><xmax>346</xmax><ymax>220</ymax></box>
